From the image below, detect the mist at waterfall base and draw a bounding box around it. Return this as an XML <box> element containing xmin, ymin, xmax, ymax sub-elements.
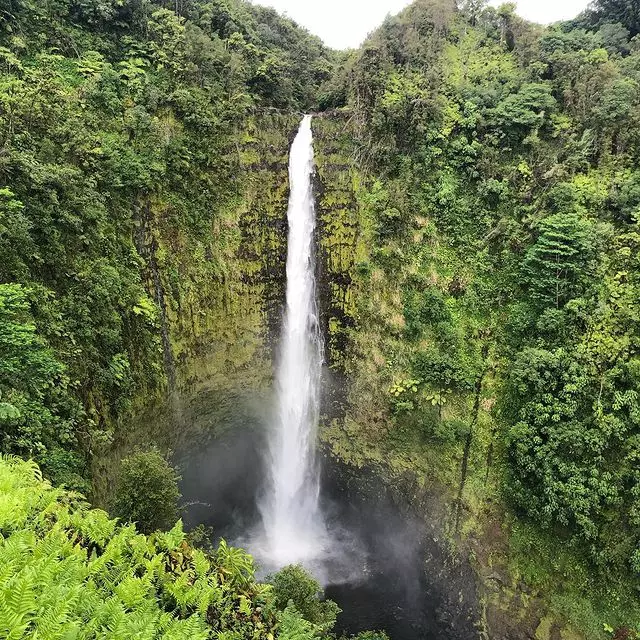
<box><xmin>179</xmin><ymin>427</ymin><xmax>479</xmax><ymax>640</ymax></box>
<box><xmin>177</xmin><ymin>116</ymin><xmax>479</xmax><ymax>639</ymax></box>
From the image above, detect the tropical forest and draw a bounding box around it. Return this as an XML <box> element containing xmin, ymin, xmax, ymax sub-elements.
<box><xmin>1</xmin><ymin>0</ymin><xmax>640</xmax><ymax>638</ymax></box>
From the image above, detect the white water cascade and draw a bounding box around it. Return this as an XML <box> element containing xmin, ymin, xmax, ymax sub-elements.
<box><xmin>257</xmin><ymin>115</ymin><xmax>327</xmax><ymax>569</ymax></box>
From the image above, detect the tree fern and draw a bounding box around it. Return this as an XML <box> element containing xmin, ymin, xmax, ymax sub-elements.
<box><xmin>0</xmin><ymin>458</ymin><xmax>319</xmax><ymax>640</ymax></box>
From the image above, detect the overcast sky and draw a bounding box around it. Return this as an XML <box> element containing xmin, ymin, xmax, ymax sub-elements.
<box><xmin>256</xmin><ymin>0</ymin><xmax>591</xmax><ymax>49</ymax></box>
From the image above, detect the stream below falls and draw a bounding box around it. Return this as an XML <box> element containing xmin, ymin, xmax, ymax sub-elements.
<box><xmin>177</xmin><ymin>424</ymin><xmax>480</xmax><ymax>640</ymax></box>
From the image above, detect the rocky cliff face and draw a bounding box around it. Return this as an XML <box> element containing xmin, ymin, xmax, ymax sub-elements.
<box><xmin>313</xmin><ymin>114</ymin><xmax>361</xmax><ymax>372</ymax></box>
<box><xmin>94</xmin><ymin>113</ymin><xmax>363</xmax><ymax>496</ymax></box>
<box><xmin>93</xmin><ymin>113</ymin><xmax>300</xmax><ymax>501</ymax></box>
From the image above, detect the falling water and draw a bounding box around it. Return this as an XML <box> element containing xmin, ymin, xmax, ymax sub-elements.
<box><xmin>258</xmin><ymin>115</ymin><xmax>326</xmax><ymax>568</ymax></box>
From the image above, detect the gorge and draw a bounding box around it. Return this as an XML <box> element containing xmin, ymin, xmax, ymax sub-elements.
<box><xmin>1</xmin><ymin>0</ymin><xmax>640</xmax><ymax>639</ymax></box>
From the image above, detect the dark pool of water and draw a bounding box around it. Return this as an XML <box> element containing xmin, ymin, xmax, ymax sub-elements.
<box><xmin>320</xmin><ymin>463</ymin><xmax>479</xmax><ymax>640</ymax></box>
<box><xmin>177</xmin><ymin>428</ymin><xmax>480</xmax><ymax>640</ymax></box>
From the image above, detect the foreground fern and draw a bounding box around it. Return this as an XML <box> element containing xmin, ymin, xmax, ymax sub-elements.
<box><xmin>0</xmin><ymin>456</ymin><xmax>319</xmax><ymax>639</ymax></box>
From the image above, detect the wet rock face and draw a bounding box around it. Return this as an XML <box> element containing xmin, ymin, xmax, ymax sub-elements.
<box><xmin>313</xmin><ymin>113</ymin><xmax>361</xmax><ymax>375</ymax></box>
<box><xmin>321</xmin><ymin>461</ymin><xmax>482</xmax><ymax>640</ymax></box>
<box><xmin>129</xmin><ymin>113</ymin><xmax>361</xmax><ymax>432</ymax></box>
<box><xmin>236</xmin><ymin>115</ymin><xmax>298</xmax><ymax>349</ymax></box>
<box><xmin>156</xmin><ymin>112</ymin><xmax>358</xmax><ymax>408</ymax></box>
<box><xmin>156</xmin><ymin>113</ymin><xmax>301</xmax><ymax>406</ymax></box>
<box><xmin>311</xmin><ymin>114</ymin><xmax>363</xmax><ymax>427</ymax></box>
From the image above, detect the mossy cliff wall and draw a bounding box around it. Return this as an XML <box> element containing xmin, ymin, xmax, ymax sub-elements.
<box><xmin>159</xmin><ymin>114</ymin><xmax>294</xmax><ymax>399</ymax></box>
<box><xmin>312</xmin><ymin>114</ymin><xmax>362</xmax><ymax>375</ymax></box>
<box><xmin>93</xmin><ymin>113</ymin><xmax>300</xmax><ymax>501</ymax></box>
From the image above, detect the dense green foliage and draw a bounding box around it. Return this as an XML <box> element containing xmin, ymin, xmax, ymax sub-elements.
<box><xmin>320</xmin><ymin>0</ymin><xmax>640</xmax><ymax>635</ymax></box>
<box><xmin>0</xmin><ymin>0</ymin><xmax>334</xmax><ymax>487</ymax></box>
<box><xmin>112</xmin><ymin>448</ymin><xmax>181</xmax><ymax>534</ymax></box>
<box><xmin>0</xmin><ymin>283</ymin><xmax>85</xmax><ymax>488</ymax></box>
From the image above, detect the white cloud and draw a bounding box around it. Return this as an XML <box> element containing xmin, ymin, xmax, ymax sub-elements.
<box><xmin>253</xmin><ymin>0</ymin><xmax>591</xmax><ymax>49</ymax></box>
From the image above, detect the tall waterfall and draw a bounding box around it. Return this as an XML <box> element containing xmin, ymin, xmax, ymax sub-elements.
<box><xmin>258</xmin><ymin>115</ymin><xmax>326</xmax><ymax>568</ymax></box>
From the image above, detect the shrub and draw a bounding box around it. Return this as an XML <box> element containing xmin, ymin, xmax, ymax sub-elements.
<box><xmin>270</xmin><ymin>564</ymin><xmax>341</xmax><ymax>630</ymax></box>
<box><xmin>112</xmin><ymin>448</ymin><xmax>181</xmax><ymax>534</ymax></box>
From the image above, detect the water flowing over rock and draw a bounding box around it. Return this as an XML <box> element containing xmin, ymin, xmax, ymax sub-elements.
<box><xmin>257</xmin><ymin>115</ymin><xmax>327</xmax><ymax>569</ymax></box>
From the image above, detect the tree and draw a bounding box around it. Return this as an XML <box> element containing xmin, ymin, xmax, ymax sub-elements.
<box><xmin>486</xmin><ymin>83</ymin><xmax>556</xmax><ymax>142</ymax></box>
<box><xmin>521</xmin><ymin>212</ymin><xmax>599</xmax><ymax>309</ymax></box>
<box><xmin>592</xmin><ymin>0</ymin><xmax>640</xmax><ymax>37</ymax></box>
<box><xmin>459</xmin><ymin>0</ymin><xmax>489</xmax><ymax>27</ymax></box>
<box><xmin>598</xmin><ymin>21</ymin><xmax>631</xmax><ymax>54</ymax></box>
<box><xmin>112</xmin><ymin>449</ymin><xmax>181</xmax><ymax>534</ymax></box>
<box><xmin>269</xmin><ymin>564</ymin><xmax>340</xmax><ymax>631</ymax></box>
<box><xmin>502</xmin><ymin>344</ymin><xmax>640</xmax><ymax>569</ymax></box>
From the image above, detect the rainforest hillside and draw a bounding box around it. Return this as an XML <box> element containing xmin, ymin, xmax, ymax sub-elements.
<box><xmin>0</xmin><ymin>0</ymin><xmax>334</xmax><ymax>491</ymax></box>
<box><xmin>2</xmin><ymin>0</ymin><xmax>640</xmax><ymax>638</ymax></box>
<box><xmin>321</xmin><ymin>0</ymin><xmax>640</xmax><ymax>636</ymax></box>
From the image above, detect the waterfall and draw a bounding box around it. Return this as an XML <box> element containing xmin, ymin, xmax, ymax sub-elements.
<box><xmin>258</xmin><ymin>115</ymin><xmax>326</xmax><ymax>568</ymax></box>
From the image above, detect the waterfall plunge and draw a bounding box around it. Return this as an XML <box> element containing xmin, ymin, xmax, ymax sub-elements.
<box><xmin>258</xmin><ymin>115</ymin><xmax>327</xmax><ymax>569</ymax></box>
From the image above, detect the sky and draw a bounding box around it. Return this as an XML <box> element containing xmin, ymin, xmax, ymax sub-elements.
<box><xmin>256</xmin><ymin>0</ymin><xmax>591</xmax><ymax>50</ymax></box>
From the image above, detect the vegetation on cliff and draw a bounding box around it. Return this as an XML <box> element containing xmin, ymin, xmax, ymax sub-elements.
<box><xmin>0</xmin><ymin>455</ymin><xmax>387</xmax><ymax>639</ymax></box>
<box><xmin>0</xmin><ymin>0</ymin><xmax>333</xmax><ymax>491</ymax></box>
<box><xmin>318</xmin><ymin>0</ymin><xmax>640</xmax><ymax>636</ymax></box>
